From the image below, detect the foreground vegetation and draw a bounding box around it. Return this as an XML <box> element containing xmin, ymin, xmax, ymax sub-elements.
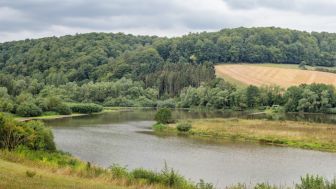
<box><xmin>2</xmin><ymin>148</ymin><xmax>336</xmax><ymax>189</ymax></box>
<box><xmin>0</xmin><ymin>148</ymin><xmax>207</xmax><ymax>189</ymax></box>
<box><xmin>0</xmin><ymin>157</ymin><xmax>125</xmax><ymax>189</ymax></box>
<box><xmin>155</xmin><ymin>117</ymin><xmax>336</xmax><ymax>152</ymax></box>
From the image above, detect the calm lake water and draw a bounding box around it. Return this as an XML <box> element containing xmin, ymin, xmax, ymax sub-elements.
<box><xmin>47</xmin><ymin>109</ymin><xmax>336</xmax><ymax>188</ymax></box>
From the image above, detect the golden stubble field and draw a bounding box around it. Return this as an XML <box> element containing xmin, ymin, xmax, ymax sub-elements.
<box><xmin>215</xmin><ymin>64</ymin><xmax>336</xmax><ymax>88</ymax></box>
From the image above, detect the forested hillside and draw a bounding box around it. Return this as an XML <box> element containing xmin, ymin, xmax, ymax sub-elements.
<box><xmin>0</xmin><ymin>27</ymin><xmax>336</xmax><ymax>116</ymax></box>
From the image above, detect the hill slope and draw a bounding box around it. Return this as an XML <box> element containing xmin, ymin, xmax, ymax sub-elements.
<box><xmin>215</xmin><ymin>64</ymin><xmax>336</xmax><ymax>88</ymax></box>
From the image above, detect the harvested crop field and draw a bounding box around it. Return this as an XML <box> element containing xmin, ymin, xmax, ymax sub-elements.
<box><xmin>215</xmin><ymin>64</ymin><xmax>336</xmax><ymax>88</ymax></box>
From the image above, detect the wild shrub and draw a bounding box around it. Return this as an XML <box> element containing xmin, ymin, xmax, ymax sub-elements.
<box><xmin>161</xmin><ymin>163</ymin><xmax>188</xmax><ymax>187</ymax></box>
<box><xmin>109</xmin><ymin>164</ymin><xmax>129</xmax><ymax>179</ymax></box>
<box><xmin>24</xmin><ymin>121</ymin><xmax>56</xmax><ymax>151</ymax></box>
<box><xmin>16</xmin><ymin>102</ymin><xmax>42</xmax><ymax>117</ymax></box>
<box><xmin>53</xmin><ymin>103</ymin><xmax>72</xmax><ymax>115</ymax></box>
<box><xmin>0</xmin><ymin>114</ymin><xmax>55</xmax><ymax>151</ymax></box>
<box><xmin>296</xmin><ymin>175</ymin><xmax>326</xmax><ymax>189</ymax></box>
<box><xmin>131</xmin><ymin>168</ymin><xmax>162</xmax><ymax>184</ymax></box>
<box><xmin>0</xmin><ymin>99</ymin><xmax>14</xmax><ymax>112</ymax></box>
<box><xmin>103</xmin><ymin>97</ymin><xmax>135</xmax><ymax>107</ymax></box>
<box><xmin>176</xmin><ymin>122</ymin><xmax>192</xmax><ymax>132</ymax></box>
<box><xmin>154</xmin><ymin>108</ymin><xmax>172</xmax><ymax>124</ymax></box>
<box><xmin>38</xmin><ymin>96</ymin><xmax>72</xmax><ymax>115</ymax></box>
<box><xmin>135</xmin><ymin>96</ymin><xmax>157</xmax><ymax>107</ymax></box>
<box><xmin>152</xmin><ymin>123</ymin><xmax>167</xmax><ymax>132</ymax></box>
<box><xmin>69</xmin><ymin>103</ymin><xmax>103</xmax><ymax>114</ymax></box>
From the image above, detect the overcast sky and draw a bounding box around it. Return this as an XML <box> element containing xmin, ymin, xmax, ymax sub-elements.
<box><xmin>1</xmin><ymin>0</ymin><xmax>336</xmax><ymax>42</ymax></box>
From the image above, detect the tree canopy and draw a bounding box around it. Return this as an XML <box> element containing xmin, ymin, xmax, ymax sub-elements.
<box><xmin>0</xmin><ymin>27</ymin><xmax>336</xmax><ymax>116</ymax></box>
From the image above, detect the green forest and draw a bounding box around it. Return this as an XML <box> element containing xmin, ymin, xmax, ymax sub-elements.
<box><xmin>0</xmin><ymin>27</ymin><xmax>336</xmax><ymax>117</ymax></box>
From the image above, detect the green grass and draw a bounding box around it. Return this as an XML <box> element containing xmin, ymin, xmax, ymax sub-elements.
<box><xmin>0</xmin><ymin>158</ymin><xmax>125</xmax><ymax>189</ymax></box>
<box><xmin>0</xmin><ymin>148</ymin><xmax>203</xmax><ymax>189</ymax></box>
<box><xmin>161</xmin><ymin>118</ymin><xmax>336</xmax><ymax>152</ymax></box>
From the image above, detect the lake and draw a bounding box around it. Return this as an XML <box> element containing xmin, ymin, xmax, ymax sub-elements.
<box><xmin>47</xmin><ymin>109</ymin><xmax>336</xmax><ymax>188</ymax></box>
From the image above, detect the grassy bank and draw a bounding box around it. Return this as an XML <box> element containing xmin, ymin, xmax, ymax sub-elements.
<box><xmin>0</xmin><ymin>148</ymin><xmax>206</xmax><ymax>189</ymax></box>
<box><xmin>0</xmin><ymin>158</ymin><xmax>125</xmax><ymax>189</ymax></box>
<box><xmin>160</xmin><ymin>118</ymin><xmax>336</xmax><ymax>152</ymax></box>
<box><xmin>2</xmin><ymin>149</ymin><xmax>336</xmax><ymax>189</ymax></box>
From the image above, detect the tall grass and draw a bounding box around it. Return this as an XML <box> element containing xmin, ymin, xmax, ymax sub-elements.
<box><xmin>296</xmin><ymin>175</ymin><xmax>336</xmax><ymax>189</ymax></box>
<box><xmin>0</xmin><ymin>148</ymin><xmax>213</xmax><ymax>189</ymax></box>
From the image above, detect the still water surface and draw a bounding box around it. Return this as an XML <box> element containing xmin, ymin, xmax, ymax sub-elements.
<box><xmin>47</xmin><ymin>110</ymin><xmax>336</xmax><ymax>188</ymax></box>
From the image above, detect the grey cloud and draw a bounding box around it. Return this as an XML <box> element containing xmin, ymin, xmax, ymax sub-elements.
<box><xmin>0</xmin><ymin>0</ymin><xmax>335</xmax><ymax>42</ymax></box>
<box><xmin>222</xmin><ymin>0</ymin><xmax>336</xmax><ymax>16</ymax></box>
<box><xmin>0</xmin><ymin>0</ymin><xmax>239</xmax><ymax>33</ymax></box>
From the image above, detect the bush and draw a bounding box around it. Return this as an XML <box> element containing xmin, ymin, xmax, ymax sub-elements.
<box><xmin>131</xmin><ymin>168</ymin><xmax>162</xmax><ymax>184</ymax></box>
<box><xmin>135</xmin><ymin>96</ymin><xmax>157</xmax><ymax>107</ymax></box>
<box><xmin>104</xmin><ymin>97</ymin><xmax>135</xmax><ymax>107</ymax></box>
<box><xmin>69</xmin><ymin>103</ymin><xmax>103</xmax><ymax>114</ymax></box>
<box><xmin>296</xmin><ymin>175</ymin><xmax>326</xmax><ymax>189</ymax></box>
<box><xmin>53</xmin><ymin>103</ymin><xmax>72</xmax><ymax>115</ymax></box>
<box><xmin>0</xmin><ymin>114</ymin><xmax>55</xmax><ymax>151</ymax></box>
<box><xmin>16</xmin><ymin>102</ymin><xmax>42</xmax><ymax>117</ymax></box>
<box><xmin>131</xmin><ymin>163</ymin><xmax>193</xmax><ymax>188</ymax></box>
<box><xmin>161</xmin><ymin>163</ymin><xmax>188</xmax><ymax>187</ymax></box>
<box><xmin>109</xmin><ymin>164</ymin><xmax>129</xmax><ymax>179</ymax></box>
<box><xmin>24</xmin><ymin>121</ymin><xmax>56</xmax><ymax>151</ymax></box>
<box><xmin>152</xmin><ymin>123</ymin><xmax>167</xmax><ymax>132</ymax></box>
<box><xmin>176</xmin><ymin>122</ymin><xmax>192</xmax><ymax>132</ymax></box>
<box><xmin>154</xmin><ymin>108</ymin><xmax>172</xmax><ymax>124</ymax></box>
<box><xmin>0</xmin><ymin>99</ymin><xmax>14</xmax><ymax>112</ymax></box>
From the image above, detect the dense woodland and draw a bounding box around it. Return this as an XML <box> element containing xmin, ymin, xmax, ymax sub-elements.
<box><xmin>0</xmin><ymin>27</ymin><xmax>336</xmax><ymax>116</ymax></box>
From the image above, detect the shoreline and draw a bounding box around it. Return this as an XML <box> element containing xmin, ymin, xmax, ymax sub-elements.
<box><xmin>156</xmin><ymin>118</ymin><xmax>336</xmax><ymax>153</ymax></box>
<box><xmin>14</xmin><ymin>107</ymin><xmax>132</xmax><ymax>122</ymax></box>
<box><xmin>13</xmin><ymin>106</ymin><xmax>336</xmax><ymax>123</ymax></box>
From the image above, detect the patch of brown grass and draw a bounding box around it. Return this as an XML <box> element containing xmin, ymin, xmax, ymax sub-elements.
<box><xmin>215</xmin><ymin>64</ymin><xmax>336</xmax><ymax>88</ymax></box>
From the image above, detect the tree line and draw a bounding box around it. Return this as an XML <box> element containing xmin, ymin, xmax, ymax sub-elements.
<box><xmin>177</xmin><ymin>79</ymin><xmax>336</xmax><ymax>113</ymax></box>
<box><xmin>0</xmin><ymin>27</ymin><xmax>336</xmax><ymax>116</ymax></box>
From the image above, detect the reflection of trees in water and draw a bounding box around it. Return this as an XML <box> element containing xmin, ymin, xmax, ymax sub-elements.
<box><xmin>47</xmin><ymin>109</ymin><xmax>336</xmax><ymax>128</ymax></box>
<box><xmin>247</xmin><ymin>112</ymin><xmax>336</xmax><ymax>124</ymax></box>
